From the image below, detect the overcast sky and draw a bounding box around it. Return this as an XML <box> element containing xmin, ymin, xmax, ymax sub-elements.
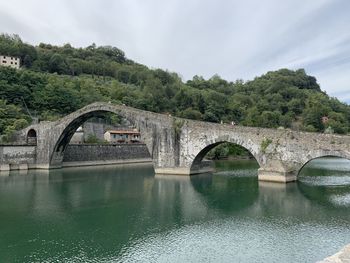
<box><xmin>0</xmin><ymin>0</ymin><xmax>349</xmax><ymax>103</ymax></box>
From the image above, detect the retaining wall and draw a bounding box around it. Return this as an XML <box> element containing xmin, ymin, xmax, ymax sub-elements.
<box><xmin>0</xmin><ymin>144</ymin><xmax>152</xmax><ymax>171</ymax></box>
<box><xmin>62</xmin><ymin>143</ymin><xmax>152</xmax><ymax>167</ymax></box>
<box><xmin>0</xmin><ymin>145</ymin><xmax>36</xmax><ymax>170</ymax></box>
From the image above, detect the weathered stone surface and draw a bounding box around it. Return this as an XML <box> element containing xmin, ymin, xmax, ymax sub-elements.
<box><xmin>318</xmin><ymin>244</ymin><xmax>350</xmax><ymax>263</ymax></box>
<box><xmin>63</xmin><ymin>143</ymin><xmax>151</xmax><ymax>166</ymax></box>
<box><xmin>0</xmin><ymin>145</ymin><xmax>36</xmax><ymax>166</ymax></box>
<box><xmin>5</xmin><ymin>102</ymin><xmax>350</xmax><ymax>182</ymax></box>
<box><xmin>82</xmin><ymin>122</ymin><xmax>104</xmax><ymax>141</ymax></box>
<box><xmin>0</xmin><ymin>164</ymin><xmax>10</xmax><ymax>171</ymax></box>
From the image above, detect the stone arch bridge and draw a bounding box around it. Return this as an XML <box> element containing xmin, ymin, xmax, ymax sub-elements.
<box><xmin>13</xmin><ymin>102</ymin><xmax>350</xmax><ymax>182</ymax></box>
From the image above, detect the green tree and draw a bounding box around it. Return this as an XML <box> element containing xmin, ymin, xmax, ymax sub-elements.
<box><xmin>181</xmin><ymin>108</ymin><xmax>202</xmax><ymax>120</ymax></box>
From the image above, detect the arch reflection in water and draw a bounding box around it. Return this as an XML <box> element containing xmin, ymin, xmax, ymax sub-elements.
<box><xmin>0</xmin><ymin>164</ymin><xmax>158</xmax><ymax>262</ymax></box>
<box><xmin>190</xmin><ymin>160</ymin><xmax>259</xmax><ymax>212</ymax></box>
<box><xmin>190</xmin><ymin>141</ymin><xmax>260</xmax><ymax>175</ymax></box>
<box><xmin>1</xmin><ymin>161</ymin><xmax>350</xmax><ymax>262</ymax></box>
<box><xmin>298</xmin><ymin>157</ymin><xmax>350</xmax><ymax>208</ymax></box>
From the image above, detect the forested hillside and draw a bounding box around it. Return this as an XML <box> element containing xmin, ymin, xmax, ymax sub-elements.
<box><xmin>0</xmin><ymin>33</ymin><xmax>349</xmax><ymax>142</ymax></box>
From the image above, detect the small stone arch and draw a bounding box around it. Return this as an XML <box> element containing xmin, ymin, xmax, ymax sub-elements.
<box><xmin>296</xmin><ymin>151</ymin><xmax>350</xmax><ymax>176</ymax></box>
<box><xmin>26</xmin><ymin>129</ymin><xmax>37</xmax><ymax>145</ymax></box>
<box><xmin>189</xmin><ymin>138</ymin><xmax>261</xmax><ymax>174</ymax></box>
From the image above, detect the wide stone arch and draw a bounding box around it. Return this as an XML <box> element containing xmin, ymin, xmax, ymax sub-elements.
<box><xmin>189</xmin><ymin>136</ymin><xmax>262</xmax><ymax>174</ymax></box>
<box><xmin>48</xmin><ymin>102</ymin><xmax>173</xmax><ymax>169</ymax></box>
<box><xmin>296</xmin><ymin>149</ymin><xmax>350</xmax><ymax>176</ymax></box>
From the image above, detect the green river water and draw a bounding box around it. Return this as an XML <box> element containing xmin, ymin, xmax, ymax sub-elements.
<box><xmin>0</xmin><ymin>158</ymin><xmax>349</xmax><ymax>262</ymax></box>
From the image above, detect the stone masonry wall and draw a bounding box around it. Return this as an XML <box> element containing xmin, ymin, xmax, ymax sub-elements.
<box><xmin>63</xmin><ymin>143</ymin><xmax>151</xmax><ymax>163</ymax></box>
<box><xmin>83</xmin><ymin>122</ymin><xmax>105</xmax><ymax>141</ymax></box>
<box><xmin>0</xmin><ymin>145</ymin><xmax>36</xmax><ymax>169</ymax></box>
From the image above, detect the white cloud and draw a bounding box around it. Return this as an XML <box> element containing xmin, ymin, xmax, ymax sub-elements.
<box><xmin>0</xmin><ymin>0</ymin><xmax>349</xmax><ymax>102</ymax></box>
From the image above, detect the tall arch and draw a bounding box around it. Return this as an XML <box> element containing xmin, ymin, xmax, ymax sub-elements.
<box><xmin>47</xmin><ymin>103</ymin><xmax>173</xmax><ymax>169</ymax></box>
<box><xmin>51</xmin><ymin>110</ymin><xmax>109</xmax><ymax>159</ymax></box>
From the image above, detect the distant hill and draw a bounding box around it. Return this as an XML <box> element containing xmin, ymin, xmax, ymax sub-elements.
<box><xmin>0</xmin><ymin>33</ymin><xmax>349</xmax><ymax>142</ymax></box>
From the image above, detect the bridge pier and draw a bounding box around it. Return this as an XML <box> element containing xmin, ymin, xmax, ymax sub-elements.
<box><xmin>257</xmin><ymin>167</ymin><xmax>297</xmax><ymax>183</ymax></box>
<box><xmin>0</xmin><ymin>164</ymin><xmax>10</xmax><ymax>171</ymax></box>
<box><xmin>156</xmin><ymin>166</ymin><xmax>297</xmax><ymax>183</ymax></box>
<box><xmin>35</xmin><ymin>163</ymin><xmax>62</xmax><ymax>170</ymax></box>
<box><xmin>155</xmin><ymin>167</ymin><xmax>192</xmax><ymax>175</ymax></box>
<box><xmin>155</xmin><ymin>165</ymin><xmax>214</xmax><ymax>176</ymax></box>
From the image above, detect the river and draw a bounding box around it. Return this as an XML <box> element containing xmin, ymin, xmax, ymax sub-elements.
<box><xmin>0</xmin><ymin>158</ymin><xmax>349</xmax><ymax>262</ymax></box>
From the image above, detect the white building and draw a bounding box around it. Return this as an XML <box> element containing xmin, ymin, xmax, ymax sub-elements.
<box><xmin>70</xmin><ymin>126</ymin><xmax>84</xmax><ymax>144</ymax></box>
<box><xmin>104</xmin><ymin>129</ymin><xmax>141</xmax><ymax>143</ymax></box>
<box><xmin>0</xmin><ymin>55</ymin><xmax>20</xmax><ymax>69</ymax></box>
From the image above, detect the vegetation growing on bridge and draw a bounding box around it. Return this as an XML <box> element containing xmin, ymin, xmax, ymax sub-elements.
<box><xmin>0</xmin><ymin>33</ymin><xmax>349</xmax><ymax>142</ymax></box>
<box><xmin>173</xmin><ymin>118</ymin><xmax>185</xmax><ymax>137</ymax></box>
<box><xmin>206</xmin><ymin>143</ymin><xmax>253</xmax><ymax>160</ymax></box>
<box><xmin>260</xmin><ymin>138</ymin><xmax>273</xmax><ymax>154</ymax></box>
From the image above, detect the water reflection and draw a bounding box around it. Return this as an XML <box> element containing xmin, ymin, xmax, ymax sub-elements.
<box><xmin>0</xmin><ymin>159</ymin><xmax>349</xmax><ymax>262</ymax></box>
<box><xmin>0</xmin><ymin>164</ymin><xmax>157</xmax><ymax>262</ymax></box>
<box><xmin>192</xmin><ymin>160</ymin><xmax>259</xmax><ymax>213</ymax></box>
<box><xmin>153</xmin><ymin>175</ymin><xmax>209</xmax><ymax>224</ymax></box>
<box><xmin>191</xmin><ymin>160</ymin><xmax>350</xmax><ymax>222</ymax></box>
<box><xmin>190</xmin><ymin>173</ymin><xmax>259</xmax><ymax>213</ymax></box>
<box><xmin>298</xmin><ymin>157</ymin><xmax>350</xmax><ymax>208</ymax></box>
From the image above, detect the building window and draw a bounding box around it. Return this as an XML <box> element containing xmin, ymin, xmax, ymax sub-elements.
<box><xmin>2</xmin><ymin>60</ymin><xmax>6</xmax><ymax>63</ymax></box>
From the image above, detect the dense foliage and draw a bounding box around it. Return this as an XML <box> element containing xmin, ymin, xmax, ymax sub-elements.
<box><xmin>0</xmin><ymin>33</ymin><xmax>349</xmax><ymax>141</ymax></box>
<box><xmin>206</xmin><ymin>143</ymin><xmax>253</xmax><ymax>160</ymax></box>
